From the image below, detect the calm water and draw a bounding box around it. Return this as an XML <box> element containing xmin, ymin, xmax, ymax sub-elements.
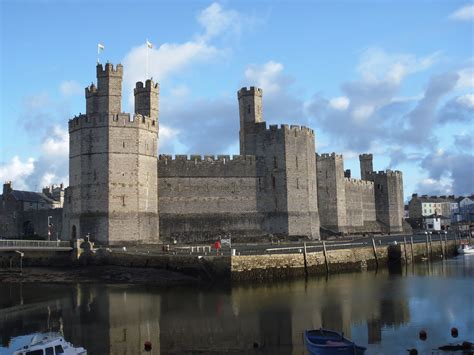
<box><xmin>1</xmin><ymin>256</ymin><xmax>473</xmax><ymax>355</ymax></box>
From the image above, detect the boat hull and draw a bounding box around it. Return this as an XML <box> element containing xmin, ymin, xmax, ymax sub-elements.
<box><xmin>304</xmin><ymin>329</ymin><xmax>366</xmax><ymax>355</ymax></box>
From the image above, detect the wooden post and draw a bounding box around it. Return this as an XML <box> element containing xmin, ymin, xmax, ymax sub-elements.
<box><xmin>303</xmin><ymin>242</ymin><xmax>308</xmax><ymax>278</ymax></box>
<box><xmin>410</xmin><ymin>236</ymin><xmax>414</xmax><ymax>262</ymax></box>
<box><xmin>425</xmin><ymin>234</ymin><xmax>429</xmax><ymax>258</ymax></box>
<box><xmin>429</xmin><ymin>234</ymin><xmax>433</xmax><ymax>258</ymax></box>
<box><xmin>322</xmin><ymin>241</ymin><xmax>329</xmax><ymax>275</ymax></box>
<box><xmin>439</xmin><ymin>234</ymin><xmax>444</xmax><ymax>259</ymax></box>
<box><xmin>403</xmin><ymin>237</ymin><xmax>408</xmax><ymax>265</ymax></box>
<box><xmin>371</xmin><ymin>238</ymin><xmax>379</xmax><ymax>269</ymax></box>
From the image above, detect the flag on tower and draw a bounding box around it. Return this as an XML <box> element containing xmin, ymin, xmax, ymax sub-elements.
<box><xmin>98</xmin><ymin>43</ymin><xmax>105</xmax><ymax>54</ymax></box>
<box><xmin>146</xmin><ymin>40</ymin><xmax>153</xmax><ymax>49</ymax></box>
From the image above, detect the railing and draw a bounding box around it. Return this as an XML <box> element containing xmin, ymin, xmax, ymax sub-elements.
<box><xmin>0</xmin><ymin>240</ymin><xmax>71</xmax><ymax>249</ymax></box>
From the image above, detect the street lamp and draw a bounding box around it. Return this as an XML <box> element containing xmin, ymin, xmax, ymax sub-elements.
<box><xmin>47</xmin><ymin>216</ymin><xmax>53</xmax><ymax>241</ymax></box>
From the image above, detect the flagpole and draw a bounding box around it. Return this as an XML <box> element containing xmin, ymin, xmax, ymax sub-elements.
<box><xmin>146</xmin><ymin>39</ymin><xmax>149</xmax><ymax>79</ymax></box>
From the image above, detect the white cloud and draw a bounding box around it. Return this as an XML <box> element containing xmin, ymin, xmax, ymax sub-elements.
<box><xmin>41</xmin><ymin>126</ymin><xmax>69</xmax><ymax>157</ymax></box>
<box><xmin>329</xmin><ymin>96</ymin><xmax>350</xmax><ymax>111</ymax></box>
<box><xmin>59</xmin><ymin>80</ymin><xmax>82</xmax><ymax>97</ymax></box>
<box><xmin>243</xmin><ymin>61</ymin><xmax>285</xmax><ymax>94</ymax></box>
<box><xmin>357</xmin><ymin>47</ymin><xmax>440</xmax><ymax>85</ymax></box>
<box><xmin>158</xmin><ymin>125</ymin><xmax>180</xmax><ymax>151</ymax></box>
<box><xmin>0</xmin><ymin>156</ymin><xmax>35</xmax><ymax>190</ymax></box>
<box><xmin>449</xmin><ymin>4</ymin><xmax>474</xmax><ymax>21</ymax></box>
<box><xmin>351</xmin><ymin>104</ymin><xmax>374</xmax><ymax>123</ymax></box>
<box><xmin>456</xmin><ymin>93</ymin><xmax>474</xmax><ymax>108</ymax></box>
<box><xmin>197</xmin><ymin>2</ymin><xmax>241</xmax><ymax>40</ymax></box>
<box><xmin>457</xmin><ymin>66</ymin><xmax>474</xmax><ymax>89</ymax></box>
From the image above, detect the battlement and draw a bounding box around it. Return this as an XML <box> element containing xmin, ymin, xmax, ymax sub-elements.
<box><xmin>316</xmin><ymin>152</ymin><xmax>343</xmax><ymax>160</ymax></box>
<box><xmin>135</xmin><ymin>80</ymin><xmax>159</xmax><ymax>93</ymax></box>
<box><xmin>69</xmin><ymin>113</ymin><xmax>157</xmax><ymax>133</ymax></box>
<box><xmin>344</xmin><ymin>177</ymin><xmax>374</xmax><ymax>188</ymax></box>
<box><xmin>158</xmin><ymin>154</ymin><xmax>256</xmax><ymax>163</ymax></box>
<box><xmin>96</xmin><ymin>63</ymin><xmax>123</xmax><ymax>77</ymax></box>
<box><xmin>238</xmin><ymin>86</ymin><xmax>263</xmax><ymax>99</ymax></box>
<box><xmin>261</xmin><ymin>123</ymin><xmax>315</xmax><ymax>136</ymax></box>
<box><xmin>368</xmin><ymin>169</ymin><xmax>403</xmax><ymax>177</ymax></box>
<box><xmin>85</xmin><ymin>83</ymin><xmax>97</xmax><ymax>97</ymax></box>
<box><xmin>359</xmin><ymin>153</ymin><xmax>373</xmax><ymax>160</ymax></box>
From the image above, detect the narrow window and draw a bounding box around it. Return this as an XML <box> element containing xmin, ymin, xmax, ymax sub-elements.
<box><xmin>123</xmin><ymin>141</ymin><xmax>125</xmax><ymax>148</ymax></box>
<box><xmin>297</xmin><ymin>178</ymin><xmax>299</xmax><ymax>189</ymax></box>
<box><xmin>273</xmin><ymin>156</ymin><xmax>278</xmax><ymax>169</ymax></box>
<box><xmin>296</xmin><ymin>156</ymin><xmax>298</xmax><ymax>169</ymax></box>
<box><xmin>122</xmin><ymin>196</ymin><xmax>126</xmax><ymax>206</ymax></box>
<box><xmin>272</xmin><ymin>176</ymin><xmax>276</xmax><ymax>189</ymax></box>
<box><xmin>247</xmin><ymin>104</ymin><xmax>251</xmax><ymax>114</ymax></box>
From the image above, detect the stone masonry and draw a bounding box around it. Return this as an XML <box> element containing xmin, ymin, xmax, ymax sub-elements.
<box><xmin>56</xmin><ymin>62</ymin><xmax>406</xmax><ymax>244</ymax></box>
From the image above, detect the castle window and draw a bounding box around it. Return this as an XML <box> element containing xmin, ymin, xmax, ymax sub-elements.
<box><xmin>325</xmin><ymin>171</ymin><xmax>328</xmax><ymax>179</ymax></box>
<box><xmin>152</xmin><ymin>120</ymin><xmax>155</xmax><ymax>126</ymax></box>
<box><xmin>122</xmin><ymin>196</ymin><xmax>126</xmax><ymax>206</ymax></box>
<box><xmin>273</xmin><ymin>156</ymin><xmax>278</xmax><ymax>169</ymax></box>
<box><xmin>296</xmin><ymin>157</ymin><xmax>298</xmax><ymax>169</ymax></box>
<box><xmin>123</xmin><ymin>141</ymin><xmax>125</xmax><ymax>148</ymax></box>
<box><xmin>272</xmin><ymin>176</ymin><xmax>276</xmax><ymax>189</ymax></box>
<box><xmin>247</xmin><ymin>104</ymin><xmax>251</xmax><ymax>114</ymax></box>
<box><xmin>297</xmin><ymin>178</ymin><xmax>299</xmax><ymax>189</ymax></box>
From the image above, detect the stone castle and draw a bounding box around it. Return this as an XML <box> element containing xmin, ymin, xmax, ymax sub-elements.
<box><xmin>58</xmin><ymin>63</ymin><xmax>405</xmax><ymax>244</ymax></box>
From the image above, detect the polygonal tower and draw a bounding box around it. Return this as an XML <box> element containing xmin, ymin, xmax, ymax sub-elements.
<box><xmin>65</xmin><ymin>63</ymin><xmax>159</xmax><ymax>245</ymax></box>
<box><xmin>359</xmin><ymin>153</ymin><xmax>373</xmax><ymax>180</ymax></box>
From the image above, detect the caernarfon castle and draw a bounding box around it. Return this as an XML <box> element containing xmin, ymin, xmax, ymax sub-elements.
<box><xmin>3</xmin><ymin>63</ymin><xmax>407</xmax><ymax>244</ymax></box>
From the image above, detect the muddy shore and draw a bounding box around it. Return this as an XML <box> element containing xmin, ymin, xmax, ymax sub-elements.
<box><xmin>0</xmin><ymin>266</ymin><xmax>203</xmax><ymax>286</ymax></box>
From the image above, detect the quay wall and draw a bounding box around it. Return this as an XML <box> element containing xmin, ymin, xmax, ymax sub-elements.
<box><xmin>230</xmin><ymin>240</ymin><xmax>458</xmax><ymax>282</ymax></box>
<box><xmin>0</xmin><ymin>240</ymin><xmax>458</xmax><ymax>282</ymax></box>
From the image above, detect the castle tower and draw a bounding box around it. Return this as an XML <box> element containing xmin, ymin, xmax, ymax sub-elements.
<box><xmin>369</xmin><ymin>170</ymin><xmax>404</xmax><ymax>233</ymax></box>
<box><xmin>65</xmin><ymin>63</ymin><xmax>159</xmax><ymax>245</ymax></box>
<box><xmin>316</xmin><ymin>153</ymin><xmax>347</xmax><ymax>233</ymax></box>
<box><xmin>238</xmin><ymin>87</ymin><xmax>263</xmax><ymax>155</ymax></box>
<box><xmin>359</xmin><ymin>154</ymin><xmax>373</xmax><ymax>180</ymax></box>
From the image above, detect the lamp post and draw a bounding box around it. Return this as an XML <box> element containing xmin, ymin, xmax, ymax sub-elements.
<box><xmin>47</xmin><ymin>216</ymin><xmax>52</xmax><ymax>241</ymax></box>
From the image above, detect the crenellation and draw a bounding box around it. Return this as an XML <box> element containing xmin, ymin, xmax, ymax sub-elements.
<box><xmin>237</xmin><ymin>86</ymin><xmax>263</xmax><ymax>98</ymax></box>
<box><xmin>96</xmin><ymin>63</ymin><xmax>123</xmax><ymax>76</ymax></box>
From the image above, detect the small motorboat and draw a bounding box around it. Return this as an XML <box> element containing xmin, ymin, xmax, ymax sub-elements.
<box><xmin>457</xmin><ymin>243</ymin><xmax>474</xmax><ymax>255</ymax></box>
<box><xmin>304</xmin><ymin>328</ymin><xmax>366</xmax><ymax>355</ymax></box>
<box><xmin>13</xmin><ymin>332</ymin><xmax>87</xmax><ymax>355</ymax></box>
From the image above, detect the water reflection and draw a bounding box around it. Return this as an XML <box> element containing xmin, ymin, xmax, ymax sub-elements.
<box><xmin>1</xmin><ymin>256</ymin><xmax>473</xmax><ymax>355</ymax></box>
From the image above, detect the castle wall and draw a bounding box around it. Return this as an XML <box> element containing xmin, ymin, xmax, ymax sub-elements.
<box><xmin>158</xmin><ymin>155</ymin><xmax>264</xmax><ymax>241</ymax></box>
<box><xmin>344</xmin><ymin>178</ymin><xmax>378</xmax><ymax>232</ymax></box>
<box><xmin>316</xmin><ymin>153</ymin><xmax>347</xmax><ymax>233</ymax></box>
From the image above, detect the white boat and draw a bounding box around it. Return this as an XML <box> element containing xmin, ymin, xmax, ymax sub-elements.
<box><xmin>13</xmin><ymin>332</ymin><xmax>87</xmax><ymax>355</ymax></box>
<box><xmin>458</xmin><ymin>243</ymin><xmax>474</xmax><ymax>255</ymax></box>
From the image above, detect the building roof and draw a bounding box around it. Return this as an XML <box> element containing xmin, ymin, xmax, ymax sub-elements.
<box><xmin>10</xmin><ymin>190</ymin><xmax>57</xmax><ymax>204</ymax></box>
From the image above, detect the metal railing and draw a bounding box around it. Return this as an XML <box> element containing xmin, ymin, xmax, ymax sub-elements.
<box><xmin>0</xmin><ymin>239</ymin><xmax>71</xmax><ymax>249</ymax></box>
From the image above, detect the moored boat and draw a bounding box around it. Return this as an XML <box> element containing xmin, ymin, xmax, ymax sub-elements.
<box><xmin>304</xmin><ymin>328</ymin><xmax>366</xmax><ymax>355</ymax></box>
<box><xmin>13</xmin><ymin>332</ymin><xmax>87</xmax><ymax>355</ymax></box>
<box><xmin>457</xmin><ymin>243</ymin><xmax>474</xmax><ymax>255</ymax></box>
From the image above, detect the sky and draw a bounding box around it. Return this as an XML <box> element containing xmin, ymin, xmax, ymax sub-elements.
<box><xmin>0</xmin><ymin>0</ymin><xmax>473</xmax><ymax>200</ymax></box>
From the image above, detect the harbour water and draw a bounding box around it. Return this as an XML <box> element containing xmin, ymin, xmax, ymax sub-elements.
<box><xmin>1</xmin><ymin>256</ymin><xmax>473</xmax><ymax>354</ymax></box>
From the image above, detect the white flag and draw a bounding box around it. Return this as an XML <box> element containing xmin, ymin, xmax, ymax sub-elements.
<box><xmin>146</xmin><ymin>40</ymin><xmax>153</xmax><ymax>49</ymax></box>
<box><xmin>98</xmin><ymin>43</ymin><xmax>105</xmax><ymax>54</ymax></box>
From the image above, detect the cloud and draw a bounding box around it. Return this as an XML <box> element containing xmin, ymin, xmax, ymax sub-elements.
<box><xmin>439</xmin><ymin>93</ymin><xmax>474</xmax><ymax>123</ymax></box>
<box><xmin>420</xmin><ymin>149</ymin><xmax>474</xmax><ymax>195</ymax></box>
<box><xmin>453</xmin><ymin>133</ymin><xmax>473</xmax><ymax>152</ymax></box>
<box><xmin>197</xmin><ymin>2</ymin><xmax>242</xmax><ymax>40</ymax></box>
<box><xmin>449</xmin><ymin>4</ymin><xmax>474</xmax><ymax>21</ymax></box>
<box><xmin>59</xmin><ymin>80</ymin><xmax>82</xmax><ymax>97</ymax></box>
<box><xmin>0</xmin><ymin>156</ymin><xmax>35</xmax><ymax>190</ymax></box>
<box><xmin>0</xmin><ymin>125</ymin><xmax>69</xmax><ymax>191</ymax></box>
<box><xmin>329</xmin><ymin>96</ymin><xmax>350</xmax><ymax>111</ymax></box>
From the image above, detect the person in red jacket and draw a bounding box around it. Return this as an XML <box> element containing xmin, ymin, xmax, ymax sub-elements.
<box><xmin>214</xmin><ymin>239</ymin><xmax>221</xmax><ymax>255</ymax></box>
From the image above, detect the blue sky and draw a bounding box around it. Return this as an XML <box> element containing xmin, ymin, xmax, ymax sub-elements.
<box><xmin>0</xmin><ymin>0</ymin><xmax>473</xmax><ymax>199</ymax></box>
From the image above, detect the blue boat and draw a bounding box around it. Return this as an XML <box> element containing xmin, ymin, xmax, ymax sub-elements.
<box><xmin>304</xmin><ymin>328</ymin><xmax>367</xmax><ymax>355</ymax></box>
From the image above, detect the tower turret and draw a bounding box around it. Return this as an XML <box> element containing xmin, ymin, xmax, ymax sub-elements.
<box><xmin>95</xmin><ymin>63</ymin><xmax>123</xmax><ymax>114</ymax></box>
<box><xmin>134</xmin><ymin>80</ymin><xmax>159</xmax><ymax>121</ymax></box>
<box><xmin>238</xmin><ymin>87</ymin><xmax>263</xmax><ymax>155</ymax></box>
<box><xmin>359</xmin><ymin>153</ymin><xmax>373</xmax><ymax>180</ymax></box>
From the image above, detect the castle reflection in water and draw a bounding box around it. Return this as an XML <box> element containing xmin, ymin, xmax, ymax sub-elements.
<box><xmin>1</xmin><ymin>259</ymin><xmax>472</xmax><ymax>354</ymax></box>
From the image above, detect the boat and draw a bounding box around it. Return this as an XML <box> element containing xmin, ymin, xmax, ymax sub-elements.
<box><xmin>13</xmin><ymin>332</ymin><xmax>87</xmax><ymax>355</ymax></box>
<box><xmin>304</xmin><ymin>328</ymin><xmax>366</xmax><ymax>355</ymax></box>
<box><xmin>457</xmin><ymin>243</ymin><xmax>474</xmax><ymax>255</ymax></box>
